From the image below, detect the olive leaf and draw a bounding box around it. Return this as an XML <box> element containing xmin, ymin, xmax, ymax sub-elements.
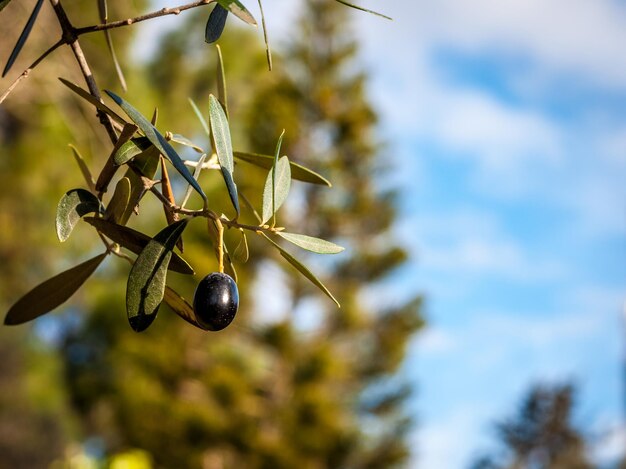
<box><xmin>98</xmin><ymin>0</ymin><xmax>127</xmax><ymax>91</ymax></box>
<box><xmin>233</xmin><ymin>151</ymin><xmax>331</xmax><ymax>186</ymax></box>
<box><xmin>113</xmin><ymin>137</ymin><xmax>152</xmax><ymax>166</ymax></box>
<box><xmin>181</xmin><ymin>153</ymin><xmax>207</xmax><ymax>209</ymax></box>
<box><xmin>216</xmin><ymin>0</ymin><xmax>256</xmax><ymax>26</ymax></box>
<box><xmin>83</xmin><ymin>217</ymin><xmax>194</xmax><ymax>275</ymax></box>
<box><xmin>334</xmin><ymin>0</ymin><xmax>391</xmax><ymax>20</ymax></box>
<box><xmin>261</xmin><ymin>156</ymin><xmax>290</xmax><ymax>225</ymax></box>
<box><xmin>69</xmin><ymin>144</ymin><xmax>96</xmax><ymax>193</ymax></box>
<box><xmin>163</xmin><ymin>286</ymin><xmax>206</xmax><ymax>330</ymax></box>
<box><xmin>257</xmin><ymin>0</ymin><xmax>272</xmax><ymax>70</ymax></box>
<box><xmin>276</xmin><ymin>232</ymin><xmax>345</xmax><ymax>254</ymax></box>
<box><xmin>59</xmin><ymin>78</ymin><xmax>127</xmax><ymax>126</ymax></box>
<box><xmin>96</xmin><ymin>122</ymin><xmax>138</xmax><ymax>193</ymax></box>
<box><xmin>205</xmin><ymin>3</ymin><xmax>229</xmax><ymax>44</ymax></box>
<box><xmin>56</xmin><ymin>189</ymin><xmax>103</xmax><ymax>242</ymax></box>
<box><xmin>261</xmin><ymin>233</ymin><xmax>340</xmax><ymax>307</ymax></box>
<box><xmin>216</xmin><ymin>45</ymin><xmax>228</xmax><ymax>117</ymax></box>
<box><xmin>188</xmin><ymin>98</ymin><xmax>210</xmax><ymax>136</ymax></box>
<box><xmin>169</xmin><ymin>134</ymin><xmax>204</xmax><ymax>153</ymax></box>
<box><xmin>2</xmin><ymin>0</ymin><xmax>44</xmax><ymax>77</ymax></box>
<box><xmin>126</xmin><ymin>219</ymin><xmax>189</xmax><ymax>332</ymax></box>
<box><xmin>105</xmin><ymin>90</ymin><xmax>207</xmax><ymax>202</ymax></box>
<box><xmin>4</xmin><ymin>253</ymin><xmax>108</xmax><ymax>325</ymax></box>
<box><xmin>209</xmin><ymin>94</ymin><xmax>239</xmax><ymax>215</ymax></box>
<box><xmin>105</xmin><ymin>177</ymin><xmax>131</xmax><ymax>224</ymax></box>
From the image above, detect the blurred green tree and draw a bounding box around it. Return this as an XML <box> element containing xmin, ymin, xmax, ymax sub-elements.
<box><xmin>0</xmin><ymin>0</ymin><xmax>421</xmax><ymax>467</ymax></box>
<box><xmin>471</xmin><ymin>383</ymin><xmax>593</xmax><ymax>469</ymax></box>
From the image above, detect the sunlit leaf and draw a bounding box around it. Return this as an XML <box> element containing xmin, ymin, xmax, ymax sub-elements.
<box><xmin>216</xmin><ymin>45</ymin><xmax>228</xmax><ymax>117</ymax></box>
<box><xmin>126</xmin><ymin>219</ymin><xmax>189</xmax><ymax>332</ymax></box>
<box><xmin>69</xmin><ymin>144</ymin><xmax>96</xmax><ymax>193</ymax></box>
<box><xmin>2</xmin><ymin>0</ymin><xmax>44</xmax><ymax>77</ymax></box>
<box><xmin>334</xmin><ymin>0</ymin><xmax>391</xmax><ymax>20</ymax></box>
<box><xmin>261</xmin><ymin>155</ymin><xmax>290</xmax><ymax>225</ymax></box>
<box><xmin>113</xmin><ymin>137</ymin><xmax>152</xmax><ymax>166</ymax></box>
<box><xmin>105</xmin><ymin>177</ymin><xmax>131</xmax><ymax>224</ymax></box>
<box><xmin>209</xmin><ymin>94</ymin><xmax>239</xmax><ymax>215</ymax></box>
<box><xmin>163</xmin><ymin>286</ymin><xmax>206</xmax><ymax>330</ymax></box>
<box><xmin>216</xmin><ymin>0</ymin><xmax>256</xmax><ymax>25</ymax></box>
<box><xmin>83</xmin><ymin>217</ymin><xmax>193</xmax><ymax>275</ymax></box>
<box><xmin>105</xmin><ymin>90</ymin><xmax>207</xmax><ymax>202</ymax></box>
<box><xmin>104</xmin><ymin>30</ymin><xmax>127</xmax><ymax>91</ymax></box>
<box><xmin>188</xmin><ymin>98</ymin><xmax>210</xmax><ymax>136</ymax></box>
<box><xmin>233</xmin><ymin>230</ymin><xmax>249</xmax><ymax>263</ymax></box>
<box><xmin>59</xmin><ymin>78</ymin><xmax>127</xmax><ymax>126</ymax></box>
<box><xmin>56</xmin><ymin>189</ymin><xmax>103</xmax><ymax>242</ymax></box>
<box><xmin>233</xmin><ymin>151</ymin><xmax>331</xmax><ymax>186</ymax></box>
<box><xmin>276</xmin><ymin>232</ymin><xmax>345</xmax><ymax>254</ymax></box>
<box><xmin>181</xmin><ymin>153</ymin><xmax>207</xmax><ymax>209</ymax></box>
<box><xmin>261</xmin><ymin>233</ymin><xmax>340</xmax><ymax>307</ymax></box>
<box><xmin>4</xmin><ymin>253</ymin><xmax>107</xmax><ymax>325</ymax></box>
<box><xmin>205</xmin><ymin>3</ymin><xmax>228</xmax><ymax>43</ymax></box>
<box><xmin>169</xmin><ymin>134</ymin><xmax>204</xmax><ymax>153</ymax></box>
<box><xmin>257</xmin><ymin>0</ymin><xmax>272</xmax><ymax>70</ymax></box>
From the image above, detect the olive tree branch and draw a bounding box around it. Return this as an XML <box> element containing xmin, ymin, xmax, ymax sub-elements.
<box><xmin>74</xmin><ymin>0</ymin><xmax>214</xmax><ymax>35</ymax></box>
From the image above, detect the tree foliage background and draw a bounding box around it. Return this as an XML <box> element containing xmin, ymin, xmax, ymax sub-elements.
<box><xmin>0</xmin><ymin>0</ymin><xmax>423</xmax><ymax>467</ymax></box>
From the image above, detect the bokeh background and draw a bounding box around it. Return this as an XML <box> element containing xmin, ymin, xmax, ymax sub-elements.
<box><xmin>0</xmin><ymin>0</ymin><xmax>624</xmax><ymax>468</ymax></box>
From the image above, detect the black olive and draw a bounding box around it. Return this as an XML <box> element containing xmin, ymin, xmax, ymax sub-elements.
<box><xmin>193</xmin><ymin>272</ymin><xmax>239</xmax><ymax>331</ymax></box>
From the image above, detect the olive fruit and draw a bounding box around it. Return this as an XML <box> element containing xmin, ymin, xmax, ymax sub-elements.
<box><xmin>193</xmin><ymin>272</ymin><xmax>239</xmax><ymax>331</ymax></box>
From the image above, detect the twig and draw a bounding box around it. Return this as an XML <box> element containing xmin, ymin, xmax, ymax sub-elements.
<box><xmin>0</xmin><ymin>39</ymin><xmax>63</xmax><ymax>104</ymax></box>
<box><xmin>74</xmin><ymin>0</ymin><xmax>214</xmax><ymax>35</ymax></box>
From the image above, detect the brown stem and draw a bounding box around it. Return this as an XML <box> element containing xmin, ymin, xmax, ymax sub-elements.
<box><xmin>74</xmin><ymin>0</ymin><xmax>214</xmax><ymax>35</ymax></box>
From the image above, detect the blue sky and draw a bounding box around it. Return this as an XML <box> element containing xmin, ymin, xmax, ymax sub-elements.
<box><xmin>144</xmin><ymin>1</ymin><xmax>626</xmax><ymax>466</ymax></box>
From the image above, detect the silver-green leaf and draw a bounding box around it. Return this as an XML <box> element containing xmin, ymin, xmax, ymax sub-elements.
<box><xmin>56</xmin><ymin>189</ymin><xmax>103</xmax><ymax>242</ymax></box>
<box><xmin>216</xmin><ymin>0</ymin><xmax>256</xmax><ymax>25</ymax></box>
<box><xmin>209</xmin><ymin>94</ymin><xmax>239</xmax><ymax>214</ymax></box>
<box><xmin>126</xmin><ymin>219</ymin><xmax>189</xmax><ymax>332</ymax></box>
<box><xmin>276</xmin><ymin>232</ymin><xmax>344</xmax><ymax>254</ymax></box>
<box><xmin>105</xmin><ymin>90</ymin><xmax>207</xmax><ymax>202</ymax></box>
<box><xmin>261</xmin><ymin>155</ymin><xmax>290</xmax><ymax>225</ymax></box>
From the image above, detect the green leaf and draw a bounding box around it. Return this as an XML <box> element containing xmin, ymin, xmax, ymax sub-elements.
<box><xmin>2</xmin><ymin>0</ymin><xmax>44</xmax><ymax>77</ymax></box>
<box><xmin>261</xmin><ymin>155</ymin><xmax>290</xmax><ymax>225</ymax></box>
<box><xmin>126</xmin><ymin>219</ymin><xmax>189</xmax><ymax>332</ymax></box>
<box><xmin>276</xmin><ymin>232</ymin><xmax>345</xmax><ymax>254</ymax></box>
<box><xmin>56</xmin><ymin>189</ymin><xmax>103</xmax><ymax>242</ymax></box>
<box><xmin>95</xmin><ymin>123</ymin><xmax>138</xmax><ymax>194</ymax></box>
<box><xmin>104</xmin><ymin>30</ymin><xmax>127</xmax><ymax>91</ymax></box>
<box><xmin>59</xmin><ymin>78</ymin><xmax>127</xmax><ymax>126</ymax></box>
<box><xmin>105</xmin><ymin>177</ymin><xmax>131</xmax><ymax>224</ymax></box>
<box><xmin>181</xmin><ymin>153</ymin><xmax>207</xmax><ymax>208</ymax></box>
<box><xmin>113</xmin><ymin>137</ymin><xmax>152</xmax><ymax>166</ymax></box>
<box><xmin>334</xmin><ymin>0</ymin><xmax>391</xmax><ymax>20</ymax></box>
<box><xmin>209</xmin><ymin>94</ymin><xmax>239</xmax><ymax>214</ymax></box>
<box><xmin>83</xmin><ymin>217</ymin><xmax>193</xmax><ymax>275</ymax></box>
<box><xmin>163</xmin><ymin>286</ymin><xmax>206</xmax><ymax>330</ymax></box>
<box><xmin>205</xmin><ymin>3</ymin><xmax>229</xmax><ymax>43</ymax></box>
<box><xmin>216</xmin><ymin>45</ymin><xmax>228</xmax><ymax>118</ymax></box>
<box><xmin>257</xmin><ymin>0</ymin><xmax>273</xmax><ymax>70</ymax></box>
<box><xmin>69</xmin><ymin>144</ymin><xmax>96</xmax><ymax>193</ymax></box>
<box><xmin>271</xmin><ymin>130</ymin><xmax>285</xmax><ymax>222</ymax></box>
<box><xmin>188</xmin><ymin>98</ymin><xmax>210</xmax><ymax>136</ymax></box>
<box><xmin>261</xmin><ymin>233</ymin><xmax>340</xmax><ymax>307</ymax></box>
<box><xmin>216</xmin><ymin>0</ymin><xmax>256</xmax><ymax>25</ymax></box>
<box><xmin>4</xmin><ymin>253</ymin><xmax>107</xmax><ymax>325</ymax></box>
<box><xmin>169</xmin><ymin>134</ymin><xmax>204</xmax><ymax>153</ymax></box>
<box><xmin>0</xmin><ymin>0</ymin><xmax>13</xmax><ymax>13</ymax></box>
<box><xmin>105</xmin><ymin>90</ymin><xmax>207</xmax><ymax>202</ymax></box>
<box><xmin>233</xmin><ymin>151</ymin><xmax>331</xmax><ymax>186</ymax></box>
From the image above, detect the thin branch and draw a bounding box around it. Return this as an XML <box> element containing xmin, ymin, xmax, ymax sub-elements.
<box><xmin>74</xmin><ymin>0</ymin><xmax>214</xmax><ymax>35</ymax></box>
<box><xmin>0</xmin><ymin>39</ymin><xmax>63</xmax><ymax>105</ymax></box>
